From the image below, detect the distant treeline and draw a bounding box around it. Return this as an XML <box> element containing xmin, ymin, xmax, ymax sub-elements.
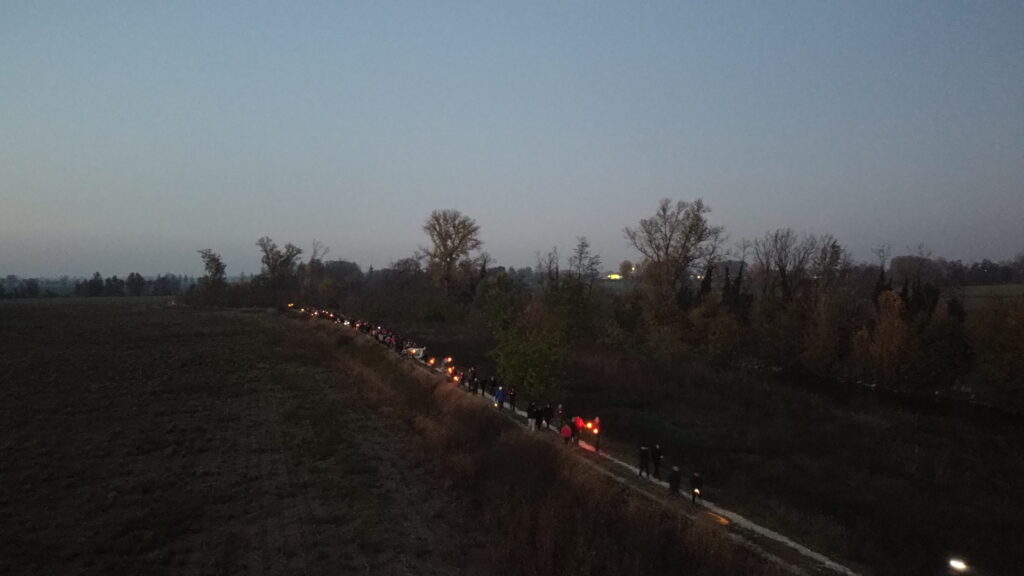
<box><xmin>179</xmin><ymin>204</ymin><xmax>1024</xmax><ymax>415</ymax></box>
<box><xmin>0</xmin><ymin>273</ymin><xmax>195</xmax><ymax>299</ymax></box>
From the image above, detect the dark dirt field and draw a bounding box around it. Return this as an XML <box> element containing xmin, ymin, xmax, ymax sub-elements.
<box><xmin>0</xmin><ymin>298</ymin><xmax>500</xmax><ymax>575</ymax></box>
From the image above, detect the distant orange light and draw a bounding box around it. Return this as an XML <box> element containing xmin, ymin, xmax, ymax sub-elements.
<box><xmin>444</xmin><ymin>356</ymin><xmax>453</xmax><ymax>364</ymax></box>
<box><xmin>428</xmin><ymin>358</ymin><xmax>436</xmax><ymax>366</ymax></box>
<box><xmin>453</xmin><ymin>375</ymin><xmax>461</xmax><ymax>382</ymax></box>
<box><xmin>707</xmin><ymin>512</ymin><xmax>729</xmax><ymax>526</ymax></box>
<box><xmin>586</xmin><ymin>422</ymin><xmax>593</xmax><ymax>429</ymax></box>
<box><xmin>593</xmin><ymin>429</ymin><xmax>599</xmax><ymax>434</ymax></box>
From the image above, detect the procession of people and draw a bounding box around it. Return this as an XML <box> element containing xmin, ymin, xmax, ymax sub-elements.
<box><xmin>302</xmin><ymin>305</ymin><xmax>708</xmax><ymax>507</ymax></box>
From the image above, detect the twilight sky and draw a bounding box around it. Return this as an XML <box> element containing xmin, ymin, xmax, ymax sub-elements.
<box><xmin>2</xmin><ymin>1</ymin><xmax>1022</xmax><ymax>278</ymax></box>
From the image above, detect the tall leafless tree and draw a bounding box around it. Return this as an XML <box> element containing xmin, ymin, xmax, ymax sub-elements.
<box><xmin>568</xmin><ymin>236</ymin><xmax>603</xmax><ymax>299</ymax></box>
<box><xmin>753</xmin><ymin>229</ymin><xmax>818</xmax><ymax>301</ymax></box>
<box><xmin>420</xmin><ymin>209</ymin><xmax>482</xmax><ymax>295</ymax></box>
<box><xmin>624</xmin><ymin>198</ymin><xmax>723</xmax><ymax>308</ymax></box>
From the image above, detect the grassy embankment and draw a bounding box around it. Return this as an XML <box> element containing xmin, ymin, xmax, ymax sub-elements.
<box><xmin>303</xmin><ymin>314</ymin><xmax>788</xmax><ymax>576</ymax></box>
<box><xmin>367</xmin><ymin>309</ymin><xmax>1023</xmax><ymax>576</ymax></box>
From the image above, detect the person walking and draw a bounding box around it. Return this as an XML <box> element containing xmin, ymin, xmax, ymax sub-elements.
<box><xmin>668</xmin><ymin>466</ymin><xmax>681</xmax><ymax>495</ymax></box>
<box><xmin>526</xmin><ymin>403</ymin><xmax>537</xmax><ymax>430</ymax></box>
<box><xmin>638</xmin><ymin>442</ymin><xmax>651</xmax><ymax>478</ymax></box>
<box><xmin>652</xmin><ymin>444</ymin><xmax>663</xmax><ymax>479</ymax></box>
<box><xmin>495</xmin><ymin>387</ymin><xmax>506</xmax><ymax>410</ymax></box>
<box><xmin>561</xmin><ymin>423</ymin><xmax>572</xmax><ymax>444</ymax></box>
<box><xmin>508</xmin><ymin>386</ymin><xmax>517</xmax><ymax>412</ymax></box>
<box><xmin>690</xmin><ymin>472</ymin><xmax>704</xmax><ymax>504</ymax></box>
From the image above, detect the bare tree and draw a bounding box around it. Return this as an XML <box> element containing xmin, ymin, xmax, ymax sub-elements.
<box><xmin>569</xmin><ymin>237</ymin><xmax>602</xmax><ymax>279</ymax></box>
<box><xmin>197</xmin><ymin>248</ymin><xmax>227</xmax><ymax>285</ymax></box>
<box><xmin>474</xmin><ymin>251</ymin><xmax>493</xmax><ymax>282</ymax></box>
<box><xmin>535</xmin><ymin>247</ymin><xmax>560</xmax><ymax>285</ymax></box>
<box><xmin>303</xmin><ymin>240</ymin><xmax>329</xmax><ymax>296</ymax></box>
<box><xmin>255</xmin><ymin>237</ymin><xmax>303</xmax><ymax>305</ymax></box>
<box><xmin>624</xmin><ymin>198</ymin><xmax>723</xmax><ymax>307</ymax></box>
<box><xmin>810</xmin><ymin>235</ymin><xmax>846</xmax><ymax>282</ymax></box>
<box><xmin>871</xmin><ymin>243</ymin><xmax>891</xmax><ymax>271</ymax></box>
<box><xmin>310</xmin><ymin>240</ymin><xmax>329</xmax><ymax>263</ymax></box>
<box><xmin>256</xmin><ymin>237</ymin><xmax>303</xmax><ymax>280</ymax></box>
<box><xmin>568</xmin><ymin>236</ymin><xmax>603</xmax><ymax>298</ymax></box>
<box><xmin>753</xmin><ymin>229</ymin><xmax>817</xmax><ymax>301</ymax></box>
<box><xmin>420</xmin><ymin>209</ymin><xmax>482</xmax><ymax>295</ymax></box>
<box><xmin>733</xmin><ymin>239</ymin><xmax>752</xmax><ymax>265</ymax></box>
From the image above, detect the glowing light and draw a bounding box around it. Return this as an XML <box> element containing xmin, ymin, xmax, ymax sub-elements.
<box><xmin>707</xmin><ymin>512</ymin><xmax>730</xmax><ymax>526</ymax></box>
<box><xmin>606</xmin><ymin>273</ymin><xmax>622</xmax><ymax>280</ymax></box>
<box><xmin>428</xmin><ymin>358</ymin><xmax>436</xmax><ymax>366</ymax></box>
<box><xmin>444</xmin><ymin>356</ymin><xmax>453</xmax><ymax>364</ymax></box>
<box><xmin>593</xmin><ymin>428</ymin><xmax>599</xmax><ymax>434</ymax></box>
<box><xmin>949</xmin><ymin>559</ymin><xmax>968</xmax><ymax>572</ymax></box>
<box><xmin>586</xmin><ymin>422</ymin><xmax>593</xmax><ymax>429</ymax></box>
<box><xmin>693</xmin><ymin>488</ymin><xmax>701</xmax><ymax>495</ymax></box>
<box><xmin>287</xmin><ymin>303</ymin><xmax>295</xmax><ymax>308</ymax></box>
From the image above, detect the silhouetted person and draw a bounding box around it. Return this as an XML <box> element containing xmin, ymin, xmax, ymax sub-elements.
<box><xmin>638</xmin><ymin>443</ymin><xmax>651</xmax><ymax>478</ymax></box>
<box><xmin>690</xmin><ymin>472</ymin><xmax>703</xmax><ymax>504</ymax></box>
<box><xmin>508</xmin><ymin>386</ymin><xmax>517</xmax><ymax>412</ymax></box>
<box><xmin>652</xmin><ymin>444</ymin><xmax>663</xmax><ymax>479</ymax></box>
<box><xmin>561</xmin><ymin>423</ymin><xmax>572</xmax><ymax>444</ymax></box>
<box><xmin>668</xmin><ymin>466</ymin><xmax>681</xmax><ymax>495</ymax></box>
<box><xmin>495</xmin><ymin>387</ymin><xmax>506</xmax><ymax>410</ymax></box>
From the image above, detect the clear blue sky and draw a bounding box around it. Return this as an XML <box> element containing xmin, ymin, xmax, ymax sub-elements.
<box><xmin>2</xmin><ymin>1</ymin><xmax>1022</xmax><ymax>277</ymax></box>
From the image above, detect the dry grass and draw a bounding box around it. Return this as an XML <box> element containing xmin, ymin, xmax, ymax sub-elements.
<box><xmin>323</xmin><ymin>322</ymin><xmax>787</xmax><ymax>576</ymax></box>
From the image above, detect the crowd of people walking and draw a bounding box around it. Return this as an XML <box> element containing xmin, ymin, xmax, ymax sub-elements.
<box><xmin>300</xmin><ymin>306</ymin><xmax>706</xmax><ymax>505</ymax></box>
